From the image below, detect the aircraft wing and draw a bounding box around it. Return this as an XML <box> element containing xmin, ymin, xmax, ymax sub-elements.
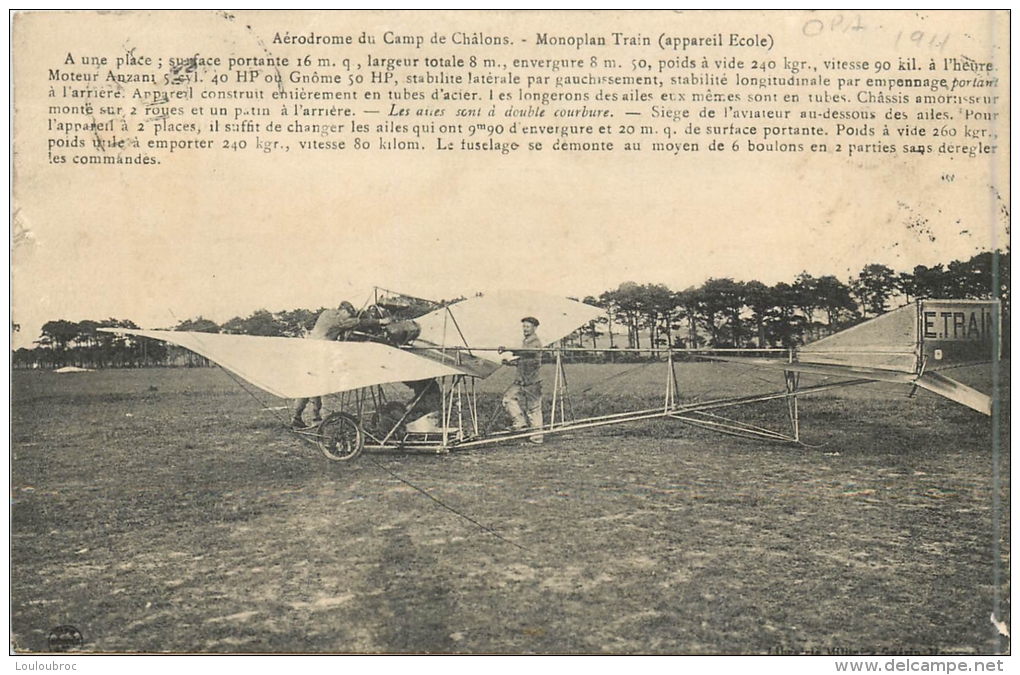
<box><xmin>98</xmin><ymin>328</ymin><xmax>468</xmax><ymax>399</ymax></box>
<box><xmin>405</xmin><ymin>346</ymin><xmax>504</xmax><ymax>379</ymax></box>
<box><xmin>413</xmin><ymin>291</ymin><xmax>604</xmax><ymax>365</ymax></box>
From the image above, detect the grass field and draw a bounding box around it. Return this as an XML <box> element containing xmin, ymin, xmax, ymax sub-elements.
<box><xmin>10</xmin><ymin>361</ymin><xmax>1011</xmax><ymax>654</ymax></box>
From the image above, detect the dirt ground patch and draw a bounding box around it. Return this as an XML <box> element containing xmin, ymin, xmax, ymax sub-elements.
<box><xmin>10</xmin><ymin>364</ymin><xmax>1010</xmax><ymax>654</ymax></box>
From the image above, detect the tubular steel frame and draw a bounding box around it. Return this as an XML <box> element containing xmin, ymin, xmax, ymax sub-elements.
<box><xmin>320</xmin><ymin>289</ymin><xmax>872</xmax><ymax>453</ymax></box>
<box><xmin>322</xmin><ymin>345</ymin><xmax>873</xmax><ymax>454</ymax></box>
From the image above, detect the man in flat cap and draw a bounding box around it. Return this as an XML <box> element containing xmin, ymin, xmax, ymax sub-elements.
<box><xmin>501</xmin><ymin>316</ymin><xmax>545</xmax><ymax>443</ymax></box>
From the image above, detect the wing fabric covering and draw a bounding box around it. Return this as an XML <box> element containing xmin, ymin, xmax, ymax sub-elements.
<box><xmin>797</xmin><ymin>304</ymin><xmax>918</xmax><ymax>373</ymax></box>
<box><xmin>414</xmin><ymin>291</ymin><xmax>605</xmax><ymax>363</ymax></box>
<box><xmin>98</xmin><ymin>329</ymin><xmax>467</xmax><ymax>399</ymax></box>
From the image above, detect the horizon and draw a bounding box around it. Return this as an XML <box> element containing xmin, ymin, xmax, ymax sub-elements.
<box><xmin>13</xmin><ymin>245</ymin><xmax>1007</xmax><ymax>349</ymax></box>
<box><xmin>12</xmin><ymin>95</ymin><xmax>1010</xmax><ymax>352</ymax></box>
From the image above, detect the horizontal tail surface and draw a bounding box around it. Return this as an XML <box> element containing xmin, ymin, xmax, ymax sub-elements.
<box><xmin>914</xmin><ymin>372</ymin><xmax>992</xmax><ymax>416</ymax></box>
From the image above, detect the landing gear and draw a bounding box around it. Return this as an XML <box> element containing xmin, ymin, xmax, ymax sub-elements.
<box><xmin>315</xmin><ymin>412</ymin><xmax>364</xmax><ymax>462</ymax></box>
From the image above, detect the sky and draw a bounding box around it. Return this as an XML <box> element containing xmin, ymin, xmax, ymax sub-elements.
<box><xmin>11</xmin><ymin>10</ymin><xmax>1010</xmax><ymax>350</ymax></box>
<box><xmin>11</xmin><ymin>147</ymin><xmax>1008</xmax><ymax>350</ymax></box>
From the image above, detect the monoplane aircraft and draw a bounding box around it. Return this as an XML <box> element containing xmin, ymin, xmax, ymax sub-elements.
<box><xmin>100</xmin><ymin>291</ymin><xmax>999</xmax><ymax>462</ymax></box>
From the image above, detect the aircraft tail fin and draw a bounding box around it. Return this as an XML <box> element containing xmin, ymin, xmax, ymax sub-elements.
<box><xmin>798</xmin><ymin>304</ymin><xmax>919</xmax><ymax>372</ymax></box>
<box><xmin>798</xmin><ymin>299</ymin><xmax>1000</xmax><ymax>374</ymax></box>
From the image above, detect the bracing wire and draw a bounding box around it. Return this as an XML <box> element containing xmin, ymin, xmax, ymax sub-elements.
<box><xmin>576</xmin><ymin>359</ymin><xmax>659</xmax><ymax>396</ymax></box>
<box><xmin>577</xmin><ymin>359</ymin><xmax>660</xmax><ymax>416</ymax></box>
<box><xmin>214</xmin><ymin>364</ymin><xmax>294</xmax><ymax>427</ymax></box>
<box><xmin>215</xmin><ymin>364</ymin><xmax>530</xmax><ymax>553</ymax></box>
<box><xmin>367</xmin><ymin>457</ymin><xmax>530</xmax><ymax>553</ymax></box>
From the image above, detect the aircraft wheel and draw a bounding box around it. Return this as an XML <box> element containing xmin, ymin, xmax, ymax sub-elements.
<box><xmin>316</xmin><ymin>412</ymin><xmax>364</xmax><ymax>462</ymax></box>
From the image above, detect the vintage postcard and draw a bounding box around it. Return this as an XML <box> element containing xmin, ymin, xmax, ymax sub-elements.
<box><xmin>10</xmin><ymin>10</ymin><xmax>1010</xmax><ymax>661</ymax></box>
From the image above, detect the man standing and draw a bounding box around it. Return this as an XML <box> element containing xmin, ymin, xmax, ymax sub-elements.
<box><xmin>501</xmin><ymin>316</ymin><xmax>544</xmax><ymax>444</ymax></box>
<box><xmin>292</xmin><ymin>302</ymin><xmax>360</xmax><ymax>428</ymax></box>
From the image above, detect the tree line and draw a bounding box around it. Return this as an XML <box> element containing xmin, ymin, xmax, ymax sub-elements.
<box><xmin>582</xmin><ymin>251</ymin><xmax>1009</xmax><ymax>353</ymax></box>
<box><xmin>13</xmin><ymin>251</ymin><xmax>1009</xmax><ymax>370</ymax></box>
